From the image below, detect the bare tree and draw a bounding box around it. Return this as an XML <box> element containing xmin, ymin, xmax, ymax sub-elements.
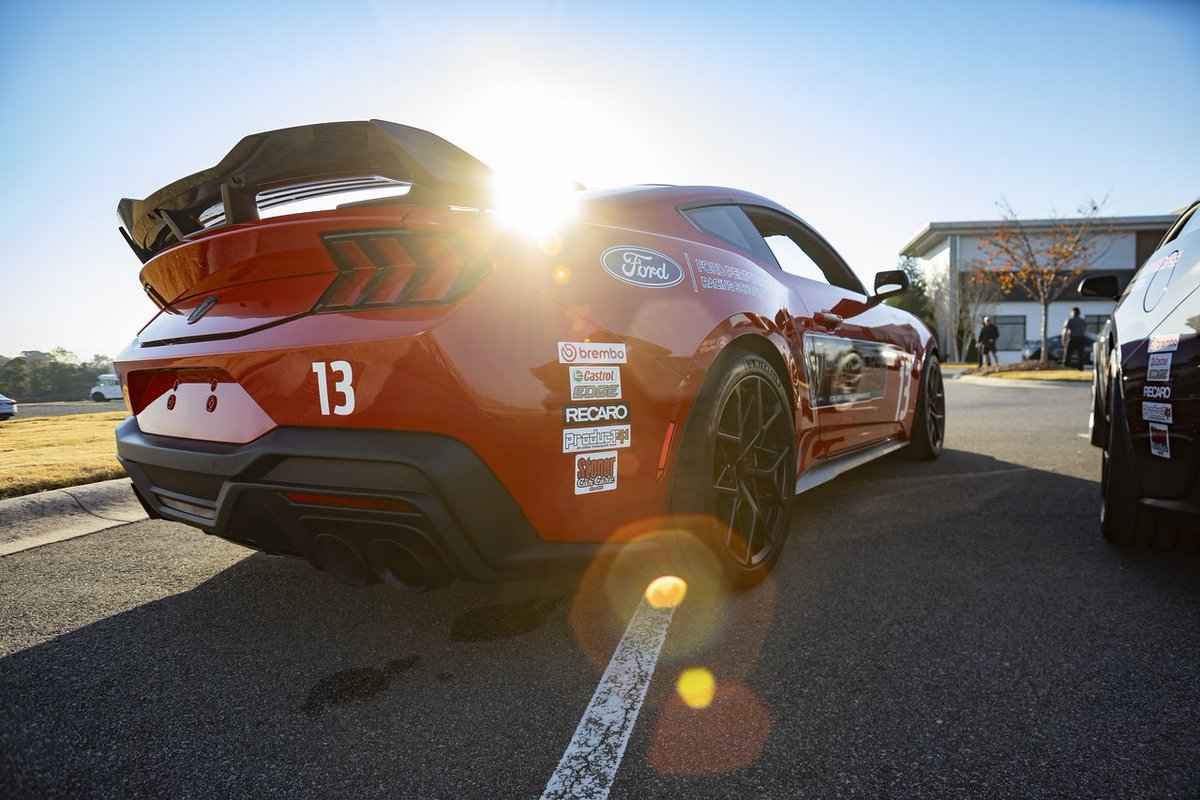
<box><xmin>955</xmin><ymin>265</ymin><xmax>1004</xmax><ymax>363</ymax></box>
<box><xmin>978</xmin><ymin>199</ymin><xmax>1109</xmax><ymax>363</ymax></box>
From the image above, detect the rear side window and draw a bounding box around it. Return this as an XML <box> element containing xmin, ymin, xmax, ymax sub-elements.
<box><xmin>681</xmin><ymin>205</ymin><xmax>779</xmax><ymax>266</ymax></box>
<box><xmin>1174</xmin><ymin>203</ymin><xmax>1200</xmax><ymax>241</ymax></box>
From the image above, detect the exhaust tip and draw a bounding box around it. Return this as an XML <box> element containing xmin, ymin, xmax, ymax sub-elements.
<box><xmin>311</xmin><ymin>533</ymin><xmax>376</xmax><ymax>586</ymax></box>
<box><xmin>366</xmin><ymin>538</ymin><xmax>448</xmax><ymax>594</ymax></box>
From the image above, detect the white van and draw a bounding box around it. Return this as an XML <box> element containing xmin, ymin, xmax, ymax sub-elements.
<box><xmin>90</xmin><ymin>373</ymin><xmax>124</xmax><ymax>402</ymax></box>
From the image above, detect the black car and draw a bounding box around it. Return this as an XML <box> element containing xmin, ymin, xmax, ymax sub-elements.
<box><xmin>1021</xmin><ymin>333</ymin><xmax>1095</xmax><ymax>366</ymax></box>
<box><xmin>1084</xmin><ymin>197</ymin><xmax>1200</xmax><ymax>551</ymax></box>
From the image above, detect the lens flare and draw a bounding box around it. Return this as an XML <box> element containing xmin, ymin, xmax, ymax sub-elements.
<box><xmin>644</xmin><ymin>575</ymin><xmax>687</xmax><ymax>609</ymax></box>
<box><xmin>552</xmin><ymin>266</ymin><xmax>572</xmax><ymax>285</ymax></box>
<box><xmin>676</xmin><ymin>667</ymin><xmax>716</xmax><ymax>709</ymax></box>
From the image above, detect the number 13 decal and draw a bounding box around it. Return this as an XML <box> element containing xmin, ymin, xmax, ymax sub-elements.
<box><xmin>312</xmin><ymin>361</ymin><xmax>356</xmax><ymax>416</ymax></box>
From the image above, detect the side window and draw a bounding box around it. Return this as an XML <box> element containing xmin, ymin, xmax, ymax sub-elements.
<box><xmin>743</xmin><ymin>206</ymin><xmax>865</xmax><ymax>294</ymax></box>
<box><xmin>1174</xmin><ymin>203</ymin><xmax>1200</xmax><ymax>241</ymax></box>
<box><xmin>763</xmin><ymin>234</ymin><xmax>828</xmax><ymax>283</ymax></box>
<box><xmin>680</xmin><ymin>205</ymin><xmax>780</xmax><ymax>267</ymax></box>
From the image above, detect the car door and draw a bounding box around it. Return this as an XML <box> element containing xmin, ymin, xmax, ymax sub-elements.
<box><xmin>738</xmin><ymin>206</ymin><xmax>917</xmax><ymax>459</ymax></box>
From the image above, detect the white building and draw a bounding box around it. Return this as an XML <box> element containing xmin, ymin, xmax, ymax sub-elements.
<box><xmin>900</xmin><ymin>214</ymin><xmax>1175</xmax><ymax>363</ymax></box>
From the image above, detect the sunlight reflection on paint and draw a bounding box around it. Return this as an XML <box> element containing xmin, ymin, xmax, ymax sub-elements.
<box><xmin>492</xmin><ymin>174</ymin><xmax>578</xmax><ymax>240</ymax></box>
<box><xmin>644</xmin><ymin>575</ymin><xmax>687</xmax><ymax>609</ymax></box>
<box><xmin>676</xmin><ymin>668</ymin><xmax>715</xmax><ymax>709</ymax></box>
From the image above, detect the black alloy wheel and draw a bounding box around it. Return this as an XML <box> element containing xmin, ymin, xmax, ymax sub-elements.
<box><xmin>670</xmin><ymin>351</ymin><xmax>796</xmax><ymax>586</ymax></box>
<box><xmin>907</xmin><ymin>355</ymin><xmax>945</xmax><ymax>460</ymax></box>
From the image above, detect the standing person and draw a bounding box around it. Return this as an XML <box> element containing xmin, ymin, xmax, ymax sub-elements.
<box><xmin>978</xmin><ymin>316</ymin><xmax>1000</xmax><ymax>367</ymax></box>
<box><xmin>1062</xmin><ymin>307</ymin><xmax>1088</xmax><ymax>370</ymax></box>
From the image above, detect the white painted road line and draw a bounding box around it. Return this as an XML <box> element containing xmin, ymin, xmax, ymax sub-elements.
<box><xmin>541</xmin><ymin>598</ymin><xmax>677</xmax><ymax>800</ymax></box>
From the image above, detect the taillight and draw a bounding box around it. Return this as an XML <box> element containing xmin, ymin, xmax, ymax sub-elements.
<box><xmin>317</xmin><ymin>230</ymin><xmax>489</xmax><ymax>310</ymax></box>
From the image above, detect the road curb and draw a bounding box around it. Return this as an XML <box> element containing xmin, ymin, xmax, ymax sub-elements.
<box><xmin>954</xmin><ymin>375</ymin><xmax>1091</xmax><ymax>389</ymax></box>
<box><xmin>0</xmin><ymin>478</ymin><xmax>148</xmax><ymax>556</ymax></box>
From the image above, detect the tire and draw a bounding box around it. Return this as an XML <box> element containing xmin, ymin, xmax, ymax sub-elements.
<box><xmin>91</xmin><ymin>392</ymin><xmax>107</xmax><ymax>402</ymax></box>
<box><xmin>668</xmin><ymin>350</ymin><xmax>796</xmax><ymax>588</ymax></box>
<box><xmin>1100</xmin><ymin>377</ymin><xmax>1138</xmax><ymax>545</ymax></box>
<box><xmin>1099</xmin><ymin>378</ymin><xmax>1199</xmax><ymax>551</ymax></box>
<box><xmin>906</xmin><ymin>353</ymin><xmax>945</xmax><ymax>460</ymax></box>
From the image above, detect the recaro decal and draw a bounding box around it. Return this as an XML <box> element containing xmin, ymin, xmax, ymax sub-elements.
<box><xmin>564</xmin><ymin>402</ymin><xmax>630</xmax><ymax>425</ymax></box>
<box><xmin>601</xmin><ymin>246</ymin><xmax>684</xmax><ymax>288</ymax></box>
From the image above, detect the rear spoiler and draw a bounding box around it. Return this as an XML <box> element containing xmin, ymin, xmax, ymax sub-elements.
<box><xmin>117</xmin><ymin>119</ymin><xmax>493</xmax><ymax>262</ymax></box>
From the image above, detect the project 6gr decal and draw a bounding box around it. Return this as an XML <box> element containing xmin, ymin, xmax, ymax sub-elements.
<box><xmin>803</xmin><ymin>334</ymin><xmax>901</xmax><ymax>408</ymax></box>
<box><xmin>601</xmin><ymin>246</ymin><xmax>685</xmax><ymax>288</ymax></box>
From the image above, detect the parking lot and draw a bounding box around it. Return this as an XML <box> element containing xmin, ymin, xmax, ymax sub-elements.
<box><xmin>1</xmin><ymin>378</ymin><xmax>1197</xmax><ymax>798</ymax></box>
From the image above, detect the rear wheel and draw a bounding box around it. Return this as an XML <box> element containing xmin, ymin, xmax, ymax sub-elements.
<box><xmin>906</xmin><ymin>354</ymin><xmax>944</xmax><ymax>460</ymax></box>
<box><xmin>1100</xmin><ymin>378</ymin><xmax>1138</xmax><ymax>544</ymax></box>
<box><xmin>1099</xmin><ymin>378</ymin><xmax>1199</xmax><ymax>551</ymax></box>
<box><xmin>91</xmin><ymin>392</ymin><xmax>107</xmax><ymax>402</ymax></box>
<box><xmin>669</xmin><ymin>350</ymin><xmax>796</xmax><ymax>587</ymax></box>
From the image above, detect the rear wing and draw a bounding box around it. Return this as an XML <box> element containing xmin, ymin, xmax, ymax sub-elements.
<box><xmin>117</xmin><ymin>120</ymin><xmax>493</xmax><ymax>262</ymax></box>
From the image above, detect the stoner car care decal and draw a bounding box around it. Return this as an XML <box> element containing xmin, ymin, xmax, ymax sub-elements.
<box><xmin>1142</xmin><ymin>401</ymin><xmax>1173</xmax><ymax>424</ymax></box>
<box><xmin>575</xmin><ymin>451</ymin><xmax>618</xmax><ymax>494</ymax></box>
<box><xmin>569</xmin><ymin>366</ymin><xmax>622</xmax><ymax>401</ymax></box>
<box><xmin>1149</xmin><ymin>333</ymin><xmax>1180</xmax><ymax>353</ymax></box>
<box><xmin>558</xmin><ymin>342</ymin><xmax>627</xmax><ymax>365</ymax></box>
<box><xmin>601</xmin><ymin>247</ymin><xmax>684</xmax><ymax>288</ymax></box>
<box><xmin>1150</xmin><ymin>423</ymin><xmax>1171</xmax><ymax>459</ymax></box>
<box><xmin>564</xmin><ymin>402</ymin><xmax>630</xmax><ymax>425</ymax></box>
<box><xmin>803</xmin><ymin>333</ymin><xmax>899</xmax><ymax>407</ymax></box>
<box><xmin>563</xmin><ymin>424</ymin><xmax>632</xmax><ymax>453</ymax></box>
<box><xmin>1147</xmin><ymin>353</ymin><xmax>1172</xmax><ymax>382</ymax></box>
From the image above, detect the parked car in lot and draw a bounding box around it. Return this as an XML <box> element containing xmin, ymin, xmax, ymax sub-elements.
<box><xmin>1084</xmin><ymin>196</ymin><xmax>1200</xmax><ymax>551</ymax></box>
<box><xmin>89</xmin><ymin>373</ymin><xmax>124</xmax><ymax>402</ymax></box>
<box><xmin>112</xmin><ymin>120</ymin><xmax>944</xmax><ymax>592</ymax></box>
<box><xmin>1021</xmin><ymin>333</ymin><xmax>1095</xmax><ymax>366</ymax></box>
<box><xmin>0</xmin><ymin>391</ymin><xmax>16</xmax><ymax>421</ymax></box>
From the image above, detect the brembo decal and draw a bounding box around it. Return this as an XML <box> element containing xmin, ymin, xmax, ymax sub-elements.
<box><xmin>803</xmin><ymin>333</ymin><xmax>902</xmax><ymax>408</ymax></box>
<box><xmin>569</xmin><ymin>366</ymin><xmax>623</xmax><ymax>401</ymax></box>
<box><xmin>575</xmin><ymin>451</ymin><xmax>618</xmax><ymax>494</ymax></box>
<box><xmin>601</xmin><ymin>246</ymin><xmax>685</xmax><ymax>288</ymax></box>
<box><xmin>564</xmin><ymin>402</ymin><xmax>630</xmax><ymax>425</ymax></box>
<box><xmin>1142</xmin><ymin>401</ymin><xmax>1173</xmax><ymax>424</ymax></box>
<box><xmin>558</xmin><ymin>341</ymin><xmax>627</xmax><ymax>364</ymax></box>
<box><xmin>1149</xmin><ymin>422</ymin><xmax>1171</xmax><ymax>459</ymax></box>
<box><xmin>562</xmin><ymin>424</ymin><xmax>632</xmax><ymax>454</ymax></box>
<box><xmin>1147</xmin><ymin>353</ymin><xmax>1172</xmax><ymax>382</ymax></box>
<box><xmin>1149</xmin><ymin>333</ymin><xmax>1179</xmax><ymax>353</ymax></box>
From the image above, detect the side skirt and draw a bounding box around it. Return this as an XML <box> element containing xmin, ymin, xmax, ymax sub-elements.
<box><xmin>795</xmin><ymin>439</ymin><xmax>908</xmax><ymax>495</ymax></box>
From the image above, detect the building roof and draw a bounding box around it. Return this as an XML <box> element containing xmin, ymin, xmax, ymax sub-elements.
<box><xmin>900</xmin><ymin>214</ymin><xmax>1176</xmax><ymax>258</ymax></box>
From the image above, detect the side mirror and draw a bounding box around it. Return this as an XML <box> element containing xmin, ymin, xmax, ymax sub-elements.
<box><xmin>1078</xmin><ymin>274</ymin><xmax>1120</xmax><ymax>300</ymax></box>
<box><xmin>873</xmin><ymin>269</ymin><xmax>910</xmax><ymax>300</ymax></box>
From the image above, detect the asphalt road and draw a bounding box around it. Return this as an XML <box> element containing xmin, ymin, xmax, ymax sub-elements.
<box><xmin>9</xmin><ymin>400</ymin><xmax>128</xmax><ymax>418</ymax></box>
<box><xmin>2</xmin><ymin>378</ymin><xmax>1197</xmax><ymax>798</ymax></box>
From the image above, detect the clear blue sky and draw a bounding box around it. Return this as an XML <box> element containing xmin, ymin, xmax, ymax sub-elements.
<box><xmin>1</xmin><ymin>0</ymin><xmax>1196</xmax><ymax>359</ymax></box>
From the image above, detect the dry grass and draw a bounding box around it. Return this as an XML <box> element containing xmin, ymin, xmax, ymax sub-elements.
<box><xmin>0</xmin><ymin>413</ymin><xmax>128</xmax><ymax>499</ymax></box>
<box><xmin>965</xmin><ymin>360</ymin><xmax>1091</xmax><ymax>382</ymax></box>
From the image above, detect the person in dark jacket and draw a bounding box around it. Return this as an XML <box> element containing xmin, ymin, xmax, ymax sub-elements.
<box><xmin>1062</xmin><ymin>307</ymin><xmax>1089</xmax><ymax>370</ymax></box>
<box><xmin>978</xmin><ymin>316</ymin><xmax>1000</xmax><ymax>367</ymax></box>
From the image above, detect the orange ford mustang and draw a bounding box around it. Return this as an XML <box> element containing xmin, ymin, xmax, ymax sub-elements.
<box><xmin>113</xmin><ymin>120</ymin><xmax>944</xmax><ymax>592</ymax></box>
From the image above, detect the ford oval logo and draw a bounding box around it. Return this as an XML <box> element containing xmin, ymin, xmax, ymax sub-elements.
<box><xmin>601</xmin><ymin>246</ymin><xmax>684</xmax><ymax>289</ymax></box>
<box><xmin>187</xmin><ymin>295</ymin><xmax>219</xmax><ymax>324</ymax></box>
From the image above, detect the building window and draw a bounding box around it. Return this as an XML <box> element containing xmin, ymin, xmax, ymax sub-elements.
<box><xmin>995</xmin><ymin>315</ymin><xmax>1025</xmax><ymax>350</ymax></box>
<box><xmin>1084</xmin><ymin>314</ymin><xmax>1108</xmax><ymax>335</ymax></box>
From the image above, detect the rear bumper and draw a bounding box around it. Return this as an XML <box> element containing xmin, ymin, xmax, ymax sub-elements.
<box><xmin>115</xmin><ymin>416</ymin><xmax>626</xmax><ymax>581</ymax></box>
